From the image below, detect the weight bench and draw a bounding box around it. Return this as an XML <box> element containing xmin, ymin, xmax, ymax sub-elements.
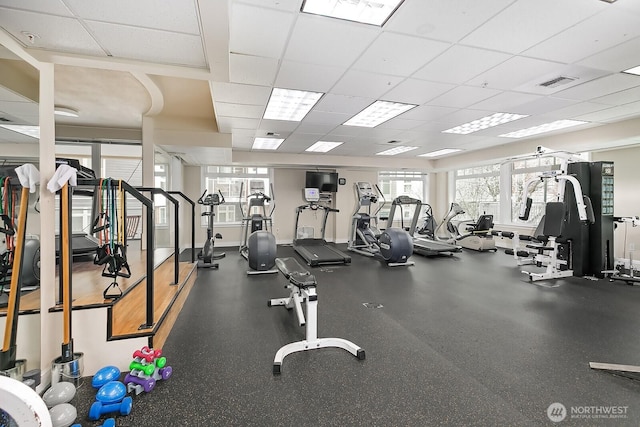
<box><xmin>268</xmin><ymin>257</ymin><xmax>365</xmax><ymax>374</ymax></box>
<box><xmin>521</xmin><ymin>202</ymin><xmax>573</xmax><ymax>282</ymax></box>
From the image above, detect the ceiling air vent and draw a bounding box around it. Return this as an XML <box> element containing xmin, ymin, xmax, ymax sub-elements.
<box><xmin>539</xmin><ymin>76</ymin><xmax>576</xmax><ymax>88</ymax></box>
<box><xmin>387</xmin><ymin>140</ymin><xmax>400</xmax><ymax>144</ymax></box>
<box><xmin>0</xmin><ymin>117</ymin><xmax>12</xmax><ymax>122</ymax></box>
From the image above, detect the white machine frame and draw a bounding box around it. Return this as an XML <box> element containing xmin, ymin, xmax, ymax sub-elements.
<box><xmin>518</xmin><ymin>171</ymin><xmax>591</xmax><ymax>282</ymax></box>
<box><xmin>268</xmin><ymin>258</ymin><xmax>365</xmax><ymax>374</ymax></box>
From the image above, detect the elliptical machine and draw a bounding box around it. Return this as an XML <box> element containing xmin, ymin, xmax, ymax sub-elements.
<box><xmin>197</xmin><ymin>189</ymin><xmax>225</xmax><ymax>269</ymax></box>
<box><xmin>238</xmin><ymin>181</ymin><xmax>277</xmax><ymax>275</ymax></box>
<box><xmin>347</xmin><ymin>182</ymin><xmax>414</xmax><ymax>267</ymax></box>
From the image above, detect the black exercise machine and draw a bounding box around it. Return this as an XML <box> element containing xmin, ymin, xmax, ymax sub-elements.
<box><xmin>197</xmin><ymin>189</ymin><xmax>226</xmax><ymax>269</ymax></box>
<box><xmin>348</xmin><ymin>182</ymin><xmax>413</xmax><ymax>266</ymax></box>
<box><xmin>293</xmin><ymin>188</ymin><xmax>351</xmax><ymax>267</ymax></box>
<box><xmin>387</xmin><ymin>195</ymin><xmax>461</xmax><ymax>257</ymax></box>
<box><xmin>238</xmin><ymin>181</ymin><xmax>277</xmax><ymax>275</ymax></box>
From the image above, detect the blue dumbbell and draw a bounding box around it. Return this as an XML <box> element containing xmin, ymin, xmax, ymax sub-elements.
<box><xmin>89</xmin><ymin>381</ymin><xmax>133</xmax><ymax>421</ymax></box>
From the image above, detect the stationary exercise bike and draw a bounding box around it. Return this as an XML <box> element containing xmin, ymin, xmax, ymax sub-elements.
<box><xmin>197</xmin><ymin>189</ymin><xmax>225</xmax><ymax>269</ymax></box>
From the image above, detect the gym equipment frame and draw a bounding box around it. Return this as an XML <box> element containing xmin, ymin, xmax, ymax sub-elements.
<box><xmin>268</xmin><ymin>257</ymin><xmax>365</xmax><ymax>374</ymax></box>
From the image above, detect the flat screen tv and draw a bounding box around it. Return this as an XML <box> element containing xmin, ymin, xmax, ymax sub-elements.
<box><xmin>305</xmin><ymin>171</ymin><xmax>338</xmax><ymax>192</ymax></box>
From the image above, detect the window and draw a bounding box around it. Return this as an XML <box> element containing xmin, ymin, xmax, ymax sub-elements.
<box><xmin>452</xmin><ymin>153</ymin><xmax>589</xmax><ymax>226</ymax></box>
<box><xmin>453</xmin><ymin>164</ymin><xmax>500</xmax><ymax>222</ymax></box>
<box><xmin>201</xmin><ymin>166</ymin><xmax>272</xmax><ymax>226</ymax></box>
<box><xmin>154</xmin><ymin>163</ymin><xmax>169</xmax><ymax>227</ymax></box>
<box><xmin>378</xmin><ymin>171</ymin><xmax>428</xmax><ymax>228</ymax></box>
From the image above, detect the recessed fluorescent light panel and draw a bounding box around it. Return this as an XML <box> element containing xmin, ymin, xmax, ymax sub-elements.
<box><xmin>306</xmin><ymin>141</ymin><xmax>343</xmax><ymax>153</ymax></box>
<box><xmin>0</xmin><ymin>124</ymin><xmax>40</xmax><ymax>138</ymax></box>
<box><xmin>442</xmin><ymin>112</ymin><xmax>529</xmax><ymax>135</ymax></box>
<box><xmin>419</xmin><ymin>148</ymin><xmax>462</xmax><ymax>158</ymax></box>
<box><xmin>622</xmin><ymin>65</ymin><xmax>640</xmax><ymax>76</ymax></box>
<box><xmin>263</xmin><ymin>88</ymin><xmax>323</xmax><ymax>121</ymax></box>
<box><xmin>344</xmin><ymin>101</ymin><xmax>416</xmax><ymax>128</ymax></box>
<box><xmin>301</xmin><ymin>0</ymin><xmax>405</xmax><ymax>26</ymax></box>
<box><xmin>499</xmin><ymin>120</ymin><xmax>588</xmax><ymax>138</ymax></box>
<box><xmin>252</xmin><ymin>137</ymin><xmax>284</xmax><ymax>150</ymax></box>
<box><xmin>376</xmin><ymin>146</ymin><xmax>418</xmax><ymax>156</ymax></box>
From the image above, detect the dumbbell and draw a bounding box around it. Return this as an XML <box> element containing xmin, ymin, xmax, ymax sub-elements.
<box><xmin>89</xmin><ymin>381</ymin><xmax>133</xmax><ymax>421</ymax></box>
<box><xmin>89</xmin><ymin>396</ymin><xmax>132</xmax><ymax>421</ymax></box>
<box><xmin>129</xmin><ymin>360</ymin><xmax>155</xmax><ymax>376</ymax></box>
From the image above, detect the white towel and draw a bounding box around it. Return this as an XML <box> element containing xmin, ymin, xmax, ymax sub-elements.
<box><xmin>47</xmin><ymin>164</ymin><xmax>78</xmax><ymax>193</ymax></box>
<box><xmin>15</xmin><ymin>163</ymin><xmax>40</xmax><ymax>193</ymax></box>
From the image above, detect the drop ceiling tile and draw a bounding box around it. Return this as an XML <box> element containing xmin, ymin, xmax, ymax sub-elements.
<box><xmin>470</xmin><ymin>92</ymin><xmax>543</xmax><ymax>113</ymax></box>
<box><xmin>65</xmin><ymin>0</ymin><xmax>200</xmax><ymax>34</ymax></box>
<box><xmin>400</xmin><ymin>105</ymin><xmax>458</xmax><ymax>121</ymax></box>
<box><xmin>285</xmin><ymin>14</ymin><xmax>380</xmax><ymax>67</ymax></box>
<box><xmin>276</xmin><ymin>60</ymin><xmax>346</xmax><ymax>93</ymax></box>
<box><xmin>554</xmin><ymin>74</ymin><xmax>640</xmax><ymax>101</ymax></box>
<box><xmin>230</xmin><ymin>54</ymin><xmax>278</xmax><ymax>86</ymax></box>
<box><xmin>216</xmin><ymin>116</ymin><xmax>260</xmax><ymax>131</ymax></box>
<box><xmin>574</xmin><ymin>101</ymin><xmax>640</xmax><ymax>123</ymax></box>
<box><xmin>539</xmin><ymin>102</ymin><xmax>611</xmax><ymax>120</ymax></box>
<box><xmin>294</xmin><ymin>122</ymin><xmax>338</xmax><ymax>135</ymax></box>
<box><xmin>514</xmin><ymin>64</ymin><xmax>610</xmax><ymax>96</ymax></box>
<box><xmin>87</xmin><ymin>21</ymin><xmax>206</xmax><ymax>67</ymax></box>
<box><xmin>524</xmin><ymin>8</ymin><xmax>640</xmax><ymax>64</ymax></box>
<box><xmin>233</xmin><ymin>0</ymin><xmax>301</xmax><ymax>12</ymax></box>
<box><xmin>591</xmin><ymin>86</ymin><xmax>640</xmax><ymax>106</ymax></box>
<box><xmin>0</xmin><ymin>8</ymin><xmax>104</xmax><ymax>55</ymax></box>
<box><xmin>461</xmin><ymin>0</ymin><xmax>605</xmax><ymax>54</ymax></box>
<box><xmin>577</xmin><ymin>36</ymin><xmax>640</xmax><ymax>73</ymax></box>
<box><xmin>0</xmin><ymin>0</ymin><xmax>72</xmax><ymax>16</ymax></box>
<box><xmin>377</xmin><ymin>118</ymin><xmax>422</xmax><ymax>131</ymax></box>
<box><xmin>428</xmin><ymin>86</ymin><xmax>501</xmax><ymax>109</ymax></box>
<box><xmin>257</xmin><ymin>119</ymin><xmax>299</xmax><ymax>132</ymax></box>
<box><xmin>314</xmin><ymin>94</ymin><xmax>374</xmax><ymax>115</ymax></box>
<box><xmin>303</xmin><ymin>110</ymin><xmax>353</xmax><ymax>126</ymax></box>
<box><xmin>513</xmin><ymin>96</ymin><xmax>580</xmax><ymax>115</ymax></box>
<box><xmin>211</xmin><ymin>83</ymin><xmax>272</xmax><ymax>105</ymax></box>
<box><xmin>381</xmin><ymin>79</ymin><xmax>455</xmax><ymax>105</ymax></box>
<box><xmin>467</xmin><ymin>56</ymin><xmax>564</xmax><ymax>91</ymax></box>
<box><xmin>352</xmin><ymin>32</ymin><xmax>450</xmax><ymax>77</ymax></box>
<box><xmin>331</xmin><ymin>70</ymin><xmax>404</xmax><ymax>99</ymax></box>
<box><xmin>230</xmin><ymin>3</ymin><xmax>295</xmax><ymax>58</ymax></box>
<box><xmin>215</xmin><ymin>103</ymin><xmax>264</xmax><ymax>119</ymax></box>
<box><xmin>413</xmin><ymin>45</ymin><xmax>511</xmax><ymax>85</ymax></box>
<box><xmin>385</xmin><ymin>0</ymin><xmax>514</xmax><ymax>43</ymax></box>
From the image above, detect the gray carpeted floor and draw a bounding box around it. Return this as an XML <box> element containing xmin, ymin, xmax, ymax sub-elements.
<box><xmin>70</xmin><ymin>244</ymin><xmax>640</xmax><ymax>426</ymax></box>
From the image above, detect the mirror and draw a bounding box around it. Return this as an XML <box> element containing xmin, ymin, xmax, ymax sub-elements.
<box><xmin>0</xmin><ymin>42</ymin><xmax>41</xmax><ymax>374</ymax></box>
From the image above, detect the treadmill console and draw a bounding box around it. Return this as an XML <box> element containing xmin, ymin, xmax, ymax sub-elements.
<box><xmin>304</xmin><ymin>188</ymin><xmax>320</xmax><ymax>202</ymax></box>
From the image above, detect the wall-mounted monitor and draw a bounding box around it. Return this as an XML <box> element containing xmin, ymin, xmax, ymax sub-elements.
<box><xmin>305</xmin><ymin>171</ymin><xmax>338</xmax><ymax>192</ymax></box>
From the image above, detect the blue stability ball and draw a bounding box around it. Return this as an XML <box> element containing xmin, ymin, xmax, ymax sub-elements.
<box><xmin>92</xmin><ymin>366</ymin><xmax>121</xmax><ymax>389</ymax></box>
<box><xmin>96</xmin><ymin>381</ymin><xmax>126</xmax><ymax>404</ymax></box>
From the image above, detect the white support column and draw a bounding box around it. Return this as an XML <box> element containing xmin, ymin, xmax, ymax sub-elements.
<box><xmin>38</xmin><ymin>62</ymin><xmax>57</xmax><ymax>389</ymax></box>
<box><xmin>141</xmin><ymin>116</ymin><xmax>156</xmax><ymax>251</ymax></box>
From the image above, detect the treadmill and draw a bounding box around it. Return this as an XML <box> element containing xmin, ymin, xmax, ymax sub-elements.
<box><xmin>293</xmin><ymin>188</ymin><xmax>351</xmax><ymax>267</ymax></box>
<box><xmin>387</xmin><ymin>196</ymin><xmax>462</xmax><ymax>257</ymax></box>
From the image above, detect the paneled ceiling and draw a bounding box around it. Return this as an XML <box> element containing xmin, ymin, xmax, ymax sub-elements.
<box><xmin>1</xmin><ymin>0</ymin><xmax>640</xmax><ymax>162</ymax></box>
